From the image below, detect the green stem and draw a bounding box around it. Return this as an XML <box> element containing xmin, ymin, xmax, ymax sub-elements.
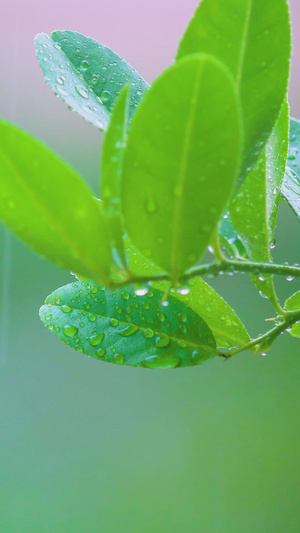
<box><xmin>227</xmin><ymin>309</ymin><xmax>300</xmax><ymax>357</ymax></box>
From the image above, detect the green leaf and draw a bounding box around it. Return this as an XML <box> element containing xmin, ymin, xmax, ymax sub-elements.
<box><xmin>35</xmin><ymin>31</ymin><xmax>149</xmax><ymax>130</ymax></box>
<box><xmin>100</xmin><ymin>87</ymin><xmax>129</xmax><ymax>268</ymax></box>
<box><xmin>122</xmin><ymin>54</ymin><xmax>241</xmax><ymax>281</ymax></box>
<box><xmin>125</xmin><ymin>239</ymin><xmax>250</xmax><ymax>350</ymax></box>
<box><xmin>39</xmin><ymin>281</ymin><xmax>218</xmax><ymax>369</ymax></box>
<box><xmin>230</xmin><ymin>101</ymin><xmax>290</xmax><ymax>301</ymax></box>
<box><xmin>219</xmin><ymin>213</ymin><xmax>247</xmax><ymax>259</ymax></box>
<box><xmin>0</xmin><ymin>120</ymin><xmax>112</xmax><ymax>285</ymax></box>
<box><xmin>285</xmin><ymin>291</ymin><xmax>300</xmax><ymax>338</ymax></box>
<box><xmin>177</xmin><ymin>0</ymin><xmax>291</xmax><ymax>182</ymax></box>
<box><xmin>282</xmin><ymin>118</ymin><xmax>300</xmax><ymax>220</ymax></box>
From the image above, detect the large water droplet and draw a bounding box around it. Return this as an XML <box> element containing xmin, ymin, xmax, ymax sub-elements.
<box><xmin>143</xmin><ymin>328</ymin><xmax>154</xmax><ymax>339</ymax></box>
<box><xmin>75</xmin><ymin>85</ymin><xmax>89</xmax><ymax>99</ymax></box>
<box><xmin>142</xmin><ymin>354</ymin><xmax>181</xmax><ymax>369</ymax></box>
<box><xmin>101</xmin><ymin>90</ymin><xmax>110</xmax><ymax>102</ymax></box>
<box><xmin>155</xmin><ymin>335</ymin><xmax>170</xmax><ymax>348</ymax></box>
<box><xmin>88</xmin><ymin>333</ymin><xmax>104</xmax><ymax>346</ymax></box>
<box><xmin>135</xmin><ymin>288</ymin><xmax>149</xmax><ymax>297</ymax></box>
<box><xmin>121</xmin><ymin>291</ymin><xmax>130</xmax><ymax>300</ymax></box>
<box><xmin>88</xmin><ymin>314</ymin><xmax>97</xmax><ymax>322</ymax></box>
<box><xmin>61</xmin><ymin>305</ymin><xmax>72</xmax><ymax>313</ymax></box>
<box><xmin>110</xmin><ymin>318</ymin><xmax>119</xmax><ymax>327</ymax></box>
<box><xmin>119</xmin><ymin>324</ymin><xmax>139</xmax><ymax>337</ymax></box>
<box><xmin>96</xmin><ymin>348</ymin><xmax>106</xmax><ymax>358</ymax></box>
<box><xmin>63</xmin><ymin>325</ymin><xmax>78</xmax><ymax>337</ymax></box>
<box><xmin>113</xmin><ymin>353</ymin><xmax>124</xmax><ymax>365</ymax></box>
<box><xmin>80</xmin><ymin>59</ymin><xmax>89</xmax><ymax>70</ymax></box>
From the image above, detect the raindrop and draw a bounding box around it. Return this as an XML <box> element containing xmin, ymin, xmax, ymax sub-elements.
<box><xmin>45</xmin><ymin>314</ymin><xmax>52</xmax><ymax>321</ymax></box>
<box><xmin>88</xmin><ymin>333</ymin><xmax>104</xmax><ymax>346</ymax></box>
<box><xmin>286</xmin><ymin>276</ymin><xmax>294</xmax><ymax>282</ymax></box>
<box><xmin>101</xmin><ymin>90</ymin><xmax>110</xmax><ymax>102</ymax></box>
<box><xmin>142</xmin><ymin>354</ymin><xmax>181</xmax><ymax>369</ymax></box>
<box><xmin>88</xmin><ymin>314</ymin><xmax>97</xmax><ymax>322</ymax></box>
<box><xmin>143</xmin><ymin>328</ymin><xmax>154</xmax><ymax>339</ymax></box>
<box><xmin>61</xmin><ymin>305</ymin><xmax>72</xmax><ymax>313</ymax></box>
<box><xmin>96</xmin><ymin>348</ymin><xmax>106</xmax><ymax>358</ymax></box>
<box><xmin>91</xmin><ymin>74</ymin><xmax>99</xmax><ymax>84</ymax></box>
<box><xmin>119</xmin><ymin>324</ymin><xmax>139</xmax><ymax>337</ymax></box>
<box><xmin>56</xmin><ymin>76</ymin><xmax>64</xmax><ymax>85</ymax></box>
<box><xmin>54</xmin><ymin>297</ymin><xmax>61</xmax><ymax>304</ymax></box>
<box><xmin>135</xmin><ymin>288</ymin><xmax>149</xmax><ymax>296</ymax></box>
<box><xmin>91</xmin><ymin>287</ymin><xmax>98</xmax><ymax>294</ymax></box>
<box><xmin>145</xmin><ymin>198</ymin><xmax>157</xmax><ymax>214</ymax></box>
<box><xmin>110</xmin><ymin>318</ymin><xmax>119</xmax><ymax>327</ymax></box>
<box><xmin>178</xmin><ymin>312</ymin><xmax>187</xmax><ymax>323</ymax></box>
<box><xmin>161</xmin><ymin>300</ymin><xmax>169</xmax><ymax>307</ymax></box>
<box><xmin>75</xmin><ymin>85</ymin><xmax>89</xmax><ymax>99</ymax></box>
<box><xmin>121</xmin><ymin>291</ymin><xmax>130</xmax><ymax>300</ymax></box>
<box><xmin>114</xmin><ymin>353</ymin><xmax>124</xmax><ymax>365</ymax></box>
<box><xmin>63</xmin><ymin>325</ymin><xmax>78</xmax><ymax>337</ymax></box>
<box><xmin>177</xmin><ymin>288</ymin><xmax>190</xmax><ymax>295</ymax></box>
<box><xmin>53</xmin><ymin>42</ymin><xmax>62</xmax><ymax>50</ymax></box>
<box><xmin>80</xmin><ymin>59</ymin><xmax>89</xmax><ymax>70</ymax></box>
<box><xmin>155</xmin><ymin>335</ymin><xmax>170</xmax><ymax>348</ymax></box>
<box><xmin>57</xmin><ymin>86</ymin><xmax>68</xmax><ymax>96</ymax></box>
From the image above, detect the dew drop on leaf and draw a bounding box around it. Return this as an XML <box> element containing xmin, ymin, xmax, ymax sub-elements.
<box><xmin>155</xmin><ymin>335</ymin><xmax>170</xmax><ymax>348</ymax></box>
<box><xmin>110</xmin><ymin>318</ymin><xmax>119</xmax><ymax>327</ymax></box>
<box><xmin>88</xmin><ymin>333</ymin><xmax>105</xmax><ymax>346</ymax></box>
<box><xmin>75</xmin><ymin>85</ymin><xmax>89</xmax><ymax>99</ymax></box>
<box><xmin>96</xmin><ymin>348</ymin><xmax>106</xmax><ymax>358</ymax></box>
<box><xmin>63</xmin><ymin>325</ymin><xmax>78</xmax><ymax>337</ymax></box>
<box><xmin>101</xmin><ymin>90</ymin><xmax>110</xmax><ymax>102</ymax></box>
<box><xmin>118</xmin><ymin>324</ymin><xmax>139</xmax><ymax>337</ymax></box>
<box><xmin>61</xmin><ymin>305</ymin><xmax>72</xmax><ymax>313</ymax></box>
<box><xmin>142</xmin><ymin>354</ymin><xmax>181</xmax><ymax>369</ymax></box>
<box><xmin>113</xmin><ymin>353</ymin><xmax>124</xmax><ymax>365</ymax></box>
<box><xmin>143</xmin><ymin>328</ymin><xmax>154</xmax><ymax>339</ymax></box>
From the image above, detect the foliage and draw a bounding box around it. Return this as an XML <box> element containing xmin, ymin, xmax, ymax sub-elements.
<box><xmin>1</xmin><ymin>0</ymin><xmax>300</xmax><ymax>369</ymax></box>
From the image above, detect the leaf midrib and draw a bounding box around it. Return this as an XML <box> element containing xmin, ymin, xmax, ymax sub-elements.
<box><xmin>47</xmin><ymin>302</ymin><xmax>217</xmax><ymax>353</ymax></box>
<box><xmin>171</xmin><ymin>61</ymin><xmax>204</xmax><ymax>280</ymax></box>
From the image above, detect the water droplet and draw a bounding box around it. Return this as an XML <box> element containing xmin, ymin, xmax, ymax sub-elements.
<box><xmin>56</xmin><ymin>76</ymin><xmax>64</xmax><ymax>85</ymax></box>
<box><xmin>88</xmin><ymin>333</ymin><xmax>104</xmax><ymax>346</ymax></box>
<box><xmin>143</xmin><ymin>328</ymin><xmax>154</xmax><ymax>339</ymax></box>
<box><xmin>286</xmin><ymin>276</ymin><xmax>294</xmax><ymax>282</ymax></box>
<box><xmin>63</xmin><ymin>325</ymin><xmax>78</xmax><ymax>337</ymax></box>
<box><xmin>145</xmin><ymin>198</ymin><xmax>157</xmax><ymax>214</ymax></box>
<box><xmin>54</xmin><ymin>297</ymin><xmax>61</xmax><ymax>305</ymax></box>
<box><xmin>53</xmin><ymin>42</ymin><xmax>62</xmax><ymax>50</ymax></box>
<box><xmin>142</xmin><ymin>354</ymin><xmax>181</xmax><ymax>369</ymax></box>
<box><xmin>161</xmin><ymin>300</ymin><xmax>169</xmax><ymax>307</ymax></box>
<box><xmin>61</xmin><ymin>305</ymin><xmax>72</xmax><ymax>313</ymax></box>
<box><xmin>45</xmin><ymin>314</ymin><xmax>52</xmax><ymax>321</ymax></box>
<box><xmin>96</xmin><ymin>348</ymin><xmax>106</xmax><ymax>358</ymax></box>
<box><xmin>177</xmin><ymin>288</ymin><xmax>190</xmax><ymax>295</ymax></box>
<box><xmin>121</xmin><ymin>291</ymin><xmax>130</xmax><ymax>300</ymax></box>
<box><xmin>178</xmin><ymin>312</ymin><xmax>187</xmax><ymax>323</ymax></box>
<box><xmin>91</xmin><ymin>74</ymin><xmax>99</xmax><ymax>84</ymax></box>
<box><xmin>142</xmin><ymin>302</ymin><xmax>150</xmax><ymax>310</ymax></box>
<box><xmin>91</xmin><ymin>286</ymin><xmax>98</xmax><ymax>294</ymax></box>
<box><xmin>75</xmin><ymin>85</ymin><xmax>89</xmax><ymax>98</ymax></box>
<box><xmin>110</xmin><ymin>318</ymin><xmax>119</xmax><ymax>327</ymax></box>
<box><xmin>101</xmin><ymin>90</ymin><xmax>110</xmax><ymax>102</ymax></box>
<box><xmin>88</xmin><ymin>314</ymin><xmax>97</xmax><ymax>322</ymax></box>
<box><xmin>57</xmin><ymin>86</ymin><xmax>68</xmax><ymax>97</ymax></box>
<box><xmin>80</xmin><ymin>59</ymin><xmax>89</xmax><ymax>70</ymax></box>
<box><xmin>155</xmin><ymin>335</ymin><xmax>170</xmax><ymax>348</ymax></box>
<box><xmin>178</xmin><ymin>340</ymin><xmax>187</xmax><ymax>348</ymax></box>
<box><xmin>114</xmin><ymin>353</ymin><xmax>124</xmax><ymax>365</ymax></box>
<box><xmin>135</xmin><ymin>288</ymin><xmax>149</xmax><ymax>296</ymax></box>
<box><xmin>119</xmin><ymin>324</ymin><xmax>139</xmax><ymax>337</ymax></box>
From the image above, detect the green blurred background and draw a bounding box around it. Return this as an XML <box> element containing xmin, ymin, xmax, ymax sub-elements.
<box><xmin>1</xmin><ymin>1</ymin><xmax>300</xmax><ymax>531</ymax></box>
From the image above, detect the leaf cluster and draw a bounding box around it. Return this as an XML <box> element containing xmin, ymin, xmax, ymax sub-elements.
<box><xmin>1</xmin><ymin>0</ymin><xmax>300</xmax><ymax>369</ymax></box>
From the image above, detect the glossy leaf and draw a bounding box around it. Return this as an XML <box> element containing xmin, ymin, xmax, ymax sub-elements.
<box><xmin>122</xmin><ymin>54</ymin><xmax>241</xmax><ymax>281</ymax></box>
<box><xmin>39</xmin><ymin>281</ymin><xmax>218</xmax><ymax>368</ymax></box>
<box><xmin>100</xmin><ymin>87</ymin><xmax>129</xmax><ymax>267</ymax></box>
<box><xmin>282</xmin><ymin>118</ymin><xmax>300</xmax><ymax>219</ymax></box>
<box><xmin>177</xmin><ymin>0</ymin><xmax>291</xmax><ymax>182</ymax></box>
<box><xmin>125</xmin><ymin>240</ymin><xmax>250</xmax><ymax>350</ymax></box>
<box><xmin>35</xmin><ymin>31</ymin><xmax>149</xmax><ymax>130</ymax></box>
<box><xmin>0</xmin><ymin>120</ymin><xmax>112</xmax><ymax>284</ymax></box>
<box><xmin>230</xmin><ymin>101</ymin><xmax>289</xmax><ymax>301</ymax></box>
<box><xmin>219</xmin><ymin>213</ymin><xmax>247</xmax><ymax>259</ymax></box>
<box><xmin>285</xmin><ymin>292</ymin><xmax>300</xmax><ymax>338</ymax></box>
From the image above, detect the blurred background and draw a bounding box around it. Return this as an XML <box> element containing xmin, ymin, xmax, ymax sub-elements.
<box><xmin>1</xmin><ymin>1</ymin><xmax>300</xmax><ymax>531</ymax></box>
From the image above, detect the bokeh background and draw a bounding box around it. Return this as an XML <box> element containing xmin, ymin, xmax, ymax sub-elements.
<box><xmin>1</xmin><ymin>1</ymin><xmax>300</xmax><ymax>531</ymax></box>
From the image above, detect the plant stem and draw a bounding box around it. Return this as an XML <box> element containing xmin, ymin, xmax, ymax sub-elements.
<box><xmin>226</xmin><ymin>309</ymin><xmax>300</xmax><ymax>357</ymax></box>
